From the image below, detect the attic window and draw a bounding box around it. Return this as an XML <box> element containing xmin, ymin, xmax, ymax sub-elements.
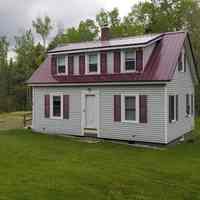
<box><xmin>178</xmin><ymin>49</ymin><xmax>186</xmax><ymax>72</ymax></box>
<box><xmin>124</xmin><ymin>49</ymin><xmax>136</xmax><ymax>72</ymax></box>
<box><xmin>57</xmin><ymin>55</ymin><xmax>66</xmax><ymax>74</ymax></box>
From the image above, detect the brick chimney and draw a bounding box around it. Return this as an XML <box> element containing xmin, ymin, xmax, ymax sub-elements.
<box><xmin>101</xmin><ymin>25</ymin><xmax>110</xmax><ymax>41</ymax></box>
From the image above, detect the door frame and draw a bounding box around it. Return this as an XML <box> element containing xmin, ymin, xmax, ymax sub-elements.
<box><xmin>81</xmin><ymin>90</ymin><xmax>100</xmax><ymax>137</ymax></box>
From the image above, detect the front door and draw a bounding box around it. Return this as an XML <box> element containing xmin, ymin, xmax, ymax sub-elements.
<box><xmin>85</xmin><ymin>94</ymin><xmax>97</xmax><ymax>130</ymax></box>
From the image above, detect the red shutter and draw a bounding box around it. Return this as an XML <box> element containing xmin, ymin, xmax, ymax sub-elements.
<box><xmin>79</xmin><ymin>55</ymin><xmax>85</xmax><ymax>75</ymax></box>
<box><xmin>63</xmin><ymin>95</ymin><xmax>69</xmax><ymax>119</ymax></box>
<box><xmin>114</xmin><ymin>95</ymin><xmax>121</xmax><ymax>122</ymax></box>
<box><xmin>136</xmin><ymin>48</ymin><xmax>143</xmax><ymax>72</ymax></box>
<box><xmin>44</xmin><ymin>95</ymin><xmax>50</xmax><ymax>118</ymax></box>
<box><xmin>139</xmin><ymin>95</ymin><xmax>147</xmax><ymax>123</ymax></box>
<box><xmin>51</xmin><ymin>55</ymin><xmax>57</xmax><ymax>75</ymax></box>
<box><xmin>100</xmin><ymin>52</ymin><xmax>107</xmax><ymax>74</ymax></box>
<box><xmin>114</xmin><ymin>51</ymin><xmax>121</xmax><ymax>73</ymax></box>
<box><xmin>68</xmin><ymin>56</ymin><xmax>74</xmax><ymax>75</ymax></box>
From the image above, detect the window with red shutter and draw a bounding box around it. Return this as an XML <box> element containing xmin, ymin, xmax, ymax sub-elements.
<box><xmin>68</xmin><ymin>56</ymin><xmax>74</xmax><ymax>75</ymax></box>
<box><xmin>79</xmin><ymin>55</ymin><xmax>85</xmax><ymax>75</ymax></box>
<box><xmin>100</xmin><ymin>52</ymin><xmax>107</xmax><ymax>74</ymax></box>
<box><xmin>63</xmin><ymin>95</ymin><xmax>70</xmax><ymax>119</ymax></box>
<box><xmin>139</xmin><ymin>95</ymin><xmax>147</xmax><ymax>123</ymax></box>
<box><xmin>136</xmin><ymin>49</ymin><xmax>143</xmax><ymax>72</ymax></box>
<box><xmin>44</xmin><ymin>95</ymin><xmax>50</xmax><ymax>118</ymax></box>
<box><xmin>51</xmin><ymin>56</ymin><xmax>57</xmax><ymax>75</ymax></box>
<box><xmin>114</xmin><ymin>95</ymin><xmax>121</xmax><ymax>121</ymax></box>
<box><xmin>114</xmin><ymin>51</ymin><xmax>121</xmax><ymax>73</ymax></box>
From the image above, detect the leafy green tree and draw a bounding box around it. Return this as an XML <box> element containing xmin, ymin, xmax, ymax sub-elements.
<box><xmin>48</xmin><ymin>19</ymin><xmax>98</xmax><ymax>50</ymax></box>
<box><xmin>32</xmin><ymin>16</ymin><xmax>53</xmax><ymax>48</ymax></box>
<box><xmin>0</xmin><ymin>37</ymin><xmax>13</xmax><ymax>112</ymax></box>
<box><xmin>0</xmin><ymin>36</ymin><xmax>8</xmax><ymax>66</ymax></box>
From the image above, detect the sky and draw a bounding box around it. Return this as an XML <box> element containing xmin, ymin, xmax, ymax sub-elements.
<box><xmin>1</xmin><ymin>0</ymin><xmax>140</xmax><ymax>59</ymax></box>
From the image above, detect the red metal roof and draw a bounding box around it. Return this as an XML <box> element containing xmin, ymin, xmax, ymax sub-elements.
<box><xmin>27</xmin><ymin>31</ymin><xmax>188</xmax><ymax>85</ymax></box>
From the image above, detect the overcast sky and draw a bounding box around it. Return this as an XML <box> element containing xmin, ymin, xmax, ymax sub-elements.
<box><xmin>1</xmin><ymin>0</ymin><xmax>140</xmax><ymax>59</ymax></box>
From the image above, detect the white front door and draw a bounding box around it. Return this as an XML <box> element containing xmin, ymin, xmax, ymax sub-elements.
<box><xmin>85</xmin><ymin>95</ymin><xmax>97</xmax><ymax>129</ymax></box>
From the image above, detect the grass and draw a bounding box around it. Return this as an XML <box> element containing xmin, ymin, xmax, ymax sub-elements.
<box><xmin>0</xmin><ymin>112</ymin><xmax>200</xmax><ymax>199</ymax></box>
<box><xmin>0</xmin><ymin>111</ymin><xmax>30</xmax><ymax>130</ymax></box>
<box><xmin>0</xmin><ymin>129</ymin><xmax>200</xmax><ymax>199</ymax></box>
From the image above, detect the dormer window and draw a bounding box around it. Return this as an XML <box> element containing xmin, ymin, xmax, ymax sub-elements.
<box><xmin>57</xmin><ymin>55</ymin><xmax>66</xmax><ymax>74</ymax></box>
<box><xmin>86</xmin><ymin>53</ymin><xmax>100</xmax><ymax>74</ymax></box>
<box><xmin>125</xmin><ymin>50</ymin><xmax>136</xmax><ymax>71</ymax></box>
<box><xmin>121</xmin><ymin>49</ymin><xmax>136</xmax><ymax>73</ymax></box>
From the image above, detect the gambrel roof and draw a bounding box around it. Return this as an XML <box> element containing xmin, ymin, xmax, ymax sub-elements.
<box><xmin>27</xmin><ymin>31</ymin><xmax>199</xmax><ymax>85</ymax></box>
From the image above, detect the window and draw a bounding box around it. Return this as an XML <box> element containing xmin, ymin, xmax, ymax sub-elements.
<box><xmin>186</xmin><ymin>94</ymin><xmax>190</xmax><ymax>116</ymax></box>
<box><xmin>169</xmin><ymin>95</ymin><xmax>178</xmax><ymax>122</ymax></box>
<box><xmin>125</xmin><ymin>96</ymin><xmax>136</xmax><ymax>121</ymax></box>
<box><xmin>57</xmin><ymin>56</ymin><xmax>66</xmax><ymax>74</ymax></box>
<box><xmin>178</xmin><ymin>49</ymin><xmax>186</xmax><ymax>72</ymax></box>
<box><xmin>50</xmin><ymin>93</ymin><xmax>63</xmax><ymax>119</ymax></box>
<box><xmin>87</xmin><ymin>53</ymin><xmax>99</xmax><ymax>73</ymax></box>
<box><xmin>124</xmin><ymin>49</ymin><xmax>136</xmax><ymax>71</ymax></box>
<box><xmin>191</xmin><ymin>94</ymin><xmax>194</xmax><ymax>115</ymax></box>
<box><xmin>53</xmin><ymin>96</ymin><xmax>61</xmax><ymax>117</ymax></box>
<box><xmin>122</xmin><ymin>94</ymin><xmax>139</xmax><ymax>122</ymax></box>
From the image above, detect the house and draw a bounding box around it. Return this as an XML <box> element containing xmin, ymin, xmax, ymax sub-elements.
<box><xmin>27</xmin><ymin>27</ymin><xmax>199</xmax><ymax>144</ymax></box>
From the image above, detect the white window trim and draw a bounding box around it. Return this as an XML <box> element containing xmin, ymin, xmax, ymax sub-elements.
<box><xmin>121</xmin><ymin>93</ymin><xmax>139</xmax><ymax>123</ymax></box>
<box><xmin>85</xmin><ymin>52</ymin><xmax>100</xmax><ymax>75</ymax></box>
<box><xmin>50</xmin><ymin>93</ymin><xmax>63</xmax><ymax>120</ymax></box>
<box><xmin>121</xmin><ymin>49</ymin><xmax>136</xmax><ymax>73</ymax></box>
<box><xmin>57</xmin><ymin>55</ymin><xmax>68</xmax><ymax>75</ymax></box>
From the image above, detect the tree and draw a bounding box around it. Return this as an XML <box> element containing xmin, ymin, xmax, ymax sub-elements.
<box><xmin>48</xmin><ymin>19</ymin><xmax>98</xmax><ymax>50</ymax></box>
<box><xmin>0</xmin><ymin>36</ymin><xmax>8</xmax><ymax>66</ymax></box>
<box><xmin>0</xmin><ymin>37</ymin><xmax>13</xmax><ymax>112</ymax></box>
<box><xmin>96</xmin><ymin>8</ymin><xmax>145</xmax><ymax>38</ymax></box>
<box><xmin>32</xmin><ymin>16</ymin><xmax>53</xmax><ymax>48</ymax></box>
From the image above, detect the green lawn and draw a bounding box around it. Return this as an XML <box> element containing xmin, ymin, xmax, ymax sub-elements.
<box><xmin>0</xmin><ymin>124</ymin><xmax>200</xmax><ymax>200</ymax></box>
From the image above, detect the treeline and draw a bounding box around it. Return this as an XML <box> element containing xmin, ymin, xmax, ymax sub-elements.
<box><xmin>0</xmin><ymin>0</ymin><xmax>200</xmax><ymax>114</ymax></box>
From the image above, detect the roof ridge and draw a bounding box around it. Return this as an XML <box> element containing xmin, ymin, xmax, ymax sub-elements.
<box><xmin>163</xmin><ymin>31</ymin><xmax>187</xmax><ymax>36</ymax></box>
<box><xmin>53</xmin><ymin>33</ymin><xmax>163</xmax><ymax>48</ymax></box>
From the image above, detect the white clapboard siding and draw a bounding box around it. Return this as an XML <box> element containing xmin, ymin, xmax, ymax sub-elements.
<box><xmin>166</xmin><ymin>45</ymin><xmax>195</xmax><ymax>143</ymax></box>
<box><xmin>32</xmin><ymin>85</ymin><xmax>166</xmax><ymax>143</ymax></box>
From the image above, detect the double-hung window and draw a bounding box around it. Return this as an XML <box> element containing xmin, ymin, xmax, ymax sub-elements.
<box><xmin>186</xmin><ymin>94</ymin><xmax>190</xmax><ymax>116</ymax></box>
<box><xmin>122</xmin><ymin>94</ymin><xmax>139</xmax><ymax>122</ymax></box>
<box><xmin>87</xmin><ymin>53</ymin><xmax>99</xmax><ymax>74</ymax></box>
<box><xmin>178</xmin><ymin>48</ymin><xmax>186</xmax><ymax>72</ymax></box>
<box><xmin>169</xmin><ymin>95</ymin><xmax>178</xmax><ymax>122</ymax></box>
<box><xmin>186</xmin><ymin>93</ymin><xmax>194</xmax><ymax>117</ymax></box>
<box><xmin>57</xmin><ymin>55</ymin><xmax>66</xmax><ymax>74</ymax></box>
<box><xmin>50</xmin><ymin>93</ymin><xmax>63</xmax><ymax>119</ymax></box>
<box><xmin>124</xmin><ymin>49</ymin><xmax>136</xmax><ymax>72</ymax></box>
<box><xmin>191</xmin><ymin>94</ymin><xmax>194</xmax><ymax>115</ymax></box>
